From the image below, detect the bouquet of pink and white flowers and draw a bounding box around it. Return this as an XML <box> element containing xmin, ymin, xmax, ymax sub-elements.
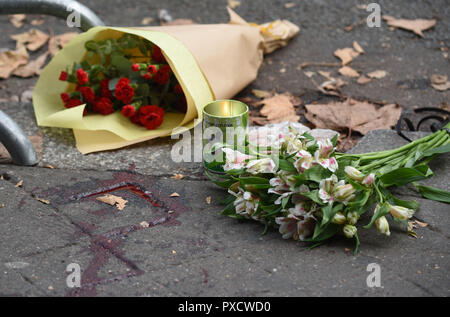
<box><xmin>207</xmin><ymin>123</ymin><xmax>450</xmax><ymax>253</ymax></box>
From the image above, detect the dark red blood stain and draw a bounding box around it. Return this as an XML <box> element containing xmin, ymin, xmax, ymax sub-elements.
<box><xmin>32</xmin><ymin>171</ymin><xmax>189</xmax><ymax>297</ymax></box>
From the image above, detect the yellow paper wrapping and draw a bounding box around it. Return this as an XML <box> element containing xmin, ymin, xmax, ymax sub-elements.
<box><xmin>33</xmin><ymin>9</ymin><xmax>298</xmax><ymax>154</ymax></box>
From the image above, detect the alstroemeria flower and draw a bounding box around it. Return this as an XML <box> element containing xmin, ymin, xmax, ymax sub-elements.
<box><xmin>294</xmin><ymin>150</ymin><xmax>314</xmax><ymax>172</ymax></box>
<box><xmin>221</xmin><ymin>148</ymin><xmax>249</xmax><ymax>171</ymax></box>
<box><xmin>269</xmin><ymin>171</ymin><xmax>297</xmax><ymax>194</ymax></box>
<box><xmin>228</xmin><ymin>187</ymin><xmax>259</xmax><ymax>218</ymax></box>
<box><xmin>362</xmin><ymin>173</ymin><xmax>375</xmax><ymax>186</ymax></box>
<box><xmin>275</xmin><ymin>203</ymin><xmax>316</xmax><ymax>241</ymax></box>
<box><xmin>313</xmin><ymin>139</ymin><xmax>338</xmax><ymax>172</ymax></box>
<box><xmin>248</xmin><ymin>127</ymin><xmax>285</xmax><ymax>153</ymax></box>
<box><xmin>283</xmin><ymin>132</ymin><xmax>305</xmax><ymax>155</ymax></box>
<box><xmin>246</xmin><ymin>158</ymin><xmax>277</xmax><ymax>174</ymax></box>
<box><xmin>318</xmin><ymin>174</ymin><xmax>344</xmax><ymax>204</ymax></box>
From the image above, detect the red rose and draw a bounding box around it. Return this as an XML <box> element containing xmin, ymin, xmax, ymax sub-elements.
<box><xmin>154</xmin><ymin>70</ymin><xmax>169</xmax><ymax>85</ymax></box>
<box><xmin>114</xmin><ymin>77</ymin><xmax>134</xmax><ymax>104</ymax></box>
<box><xmin>131</xmin><ymin>63</ymin><xmax>140</xmax><ymax>72</ymax></box>
<box><xmin>93</xmin><ymin>97</ymin><xmax>114</xmax><ymax>115</ymax></box>
<box><xmin>79</xmin><ymin>86</ymin><xmax>96</xmax><ymax>103</ymax></box>
<box><xmin>60</xmin><ymin>93</ymin><xmax>70</xmax><ymax>102</ymax></box>
<box><xmin>121</xmin><ymin>104</ymin><xmax>136</xmax><ymax>118</ymax></box>
<box><xmin>152</xmin><ymin>46</ymin><xmax>165</xmax><ymax>63</ymax></box>
<box><xmin>173</xmin><ymin>84</ymin><xmax>183</xmax><ymax>94</ymax></box>
<box><xmin>59</xmin><ymin>71</ymin><xmax>68</xmax><ymax>81</ymax></box>
<box><xmin>141</xmin><ymin>73</ymin><xmax>152</xmax><ymax>80</ymax></box>
<box><xmin>138</xmin><ymin>105</ymin><xmax>165</xmax><ymax>130</ymax></box>
<box><xmin>76</xmin><ymin>69</ymin><xmax>89</xmax><ymax>85</ymax></box>
<box><xmin>64</xmin><ymin>98</ymin><xmax>83</xmax><ymax>109</ymax></box>
<box><xmin>147</xmin><ymin>65</ymin><xmax>157</xmax><ymax>74</ymax></box>
<box><xmin>100</xmin><ymin>78</ymin><xmax>111</xmax><ymax>98</ymax></box>
<box><xmin>130</xmin><ymin>113</ymin><xmax>140</xmax><ymax>125</ymax></box>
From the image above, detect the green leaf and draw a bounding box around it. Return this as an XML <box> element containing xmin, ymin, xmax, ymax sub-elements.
<box><xmin>414</xmin><ymin>183</ymin><xmax>450</xmax><ymax>204</ymax></box>
<box><xmin>308</xmin><ymin>223</ymin><xmax>339</xmax><ymax>242</ymax></box>
<box><xmin>304</xmin><ymin>165</ymin><xmax>332</xmax><ymax>183</ymax></box>
<box><xmin>300</xmin><ymin>190</ymin><xmax>323</xmax><ymax>205</ymax></box>
<box><xmin>281</xmin><ymin>196</ymin><xmax>290</xmax><ymax>209</ymax></box>
<box><xmin>390</xmin><ymin>196</ymin><xmax>419</xmax><ymax>211</ymax></box>
<box><xmin>278</xmin><ymin>159</ymin><xmax>297</xmax><ymax>172</ymax></box>
<box><xmin>380</xmin><ymin>166</ymin><xmax>432</xmax><ymax>187</ymax></box>
<box><xmin>364</xmin><ymin>203</ymin><xmax>389</xmax><ymax>229</ymax></box>
<box><xmin>238</xmin><ymin>177</ymin><xmax>270</xmax><ymax>185</ymax></box>
<box><xmin>320</xmin><ymin>203</ymin><xmax>343</xmax><ymax>227</ymax></box>
<box><xmin>221</xmin><ymin>201</ymin><xmax>236</xmax><ymax>216</ymax></box>
<box><xmin>111</xmin><ymin>54</ymin><xmax>133</xmax><ymax>76</ymax></box>
<box><xmin>421</xmin><ymin>143</ymin><xmax>450</xmax><ymax>157</ymax></box>
<box><xmin>330</xmin><ymin>133</ymin><xmax>338</xmax><ymax>147</ymax></box>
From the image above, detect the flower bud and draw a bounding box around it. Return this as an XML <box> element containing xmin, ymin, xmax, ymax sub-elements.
<box><xmin>375</xmin><ymin>216</ymin><xmax>391</xmax><ymax>236</ymax></box>
<box><xmin>332</xmin><ymin>212</ymin><xmax>346</xmax><ymax>224</ymax></box>
<box><xmin>344</xmin><ymin>166</ymin><xmax>365</xmax><ymax>181</ymax></box>
<box><xmin>246</xmin><ymin>158</ymin><xmax>277</xmax><ymax>174</ymax></box>
<box><xmin>346</xmin><ymin>211</ymin><xmax>359</xmax><ymax>225</ymax></box>
<box><xmin>388</xmin><ymin>204</ymin><xmax>414</xmax><ymax>220</ymax></box>
<box><xmin>343</xmin><ymin>224</ymin><xmax>357</xmax><ymax>238</ymax></box>
<box><xmin>334</xmin><ymin>184</ymin><xmax>356</xmax><ymax>201</ymax></box>
<box><xmin>362</xmin><ymin>173</ymin><xmax>375</xmax><ymax>186</ymax></box>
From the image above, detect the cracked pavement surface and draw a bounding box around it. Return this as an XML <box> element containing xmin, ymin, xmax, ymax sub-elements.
<box><xmin>0</xmin><ymin>0</ymin><xmax>449</xmax><ymax>296</ymax></box>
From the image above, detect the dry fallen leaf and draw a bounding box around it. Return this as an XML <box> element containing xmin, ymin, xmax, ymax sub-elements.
<box><xmin>258</xmin><ymin>94</ymin><xmax>300</xmax><ymax>124</ymax></box>
<box><xmin>334</xmin><ymin>47</ymin><xmax>360</xmax><ymax>65</ymax></box>
<box><xmin>0</xmin><ymin>46</ymin><xmax>29</xmax><ymax>79</ymax></box>
<box><xmin>339</xmin><ymin>66</ymin><xmax>359</xmax><ymax>77</ymax></box>
<box><xmin>252</xmin><ymin>89</ymin><xmax>271</xmax><ymax>99</ymax></box>
<box><xmin>430</xmin><ymin>74</ymin><xmax>450</xmax><ymax>91</ymax></box>
<box><xmin>414</xmin><ymin>220</ymin><xmax>428</xmax><ymax>228</ymax></box>
<box><xmin>36</xmin><ymin>197</ymin><xmax>50</xmax><ymax>205</ymax></box>
<box><xmin>9</xmin><ymin>14</ymin><xmax>26</xmax><ymax>28</ymax></box>
<box><xmin>141</xmin><ymin>17</ymin><xmax>154</xmax><ymax>25</ymax></box>
<box><xmin>31</xmin><ymin>19</ymin><xmax>45</xmax><ymax>26</ymax></box>
<box><xmin>318</xmin><ymin>71</ymin><xmax>332</xmax><ymax>80</ymax></box>
<box><xmin>140</xmin><ymin>221</ymin><xmax>150</xmax><ymax>228</ymax></box>
<box><xmin>96</xmin><ymin>194</ymin><xmax>128</xmax><ymax>211</ymax></box>
<box><xmin>48</xmin><ymin>32</ymin><xmax>78</xmax><ymax>56</ymax></box>
<box><xmin>305</xmin><ymin>99</ymin><xmax>402</xmax><ymax>135</ymax></box>
<box><xmin>383</xmin><ymin>16</ymin><xmax>437</xmax><ymax>37</ymax></box>
<box><xmin>43</xmin><ymin>164</ymin><xmax>55</xmax><ymax>169</ymax></box>
<box><xmin>285</xmin><ymin>3</ymin><xmax>296</xmax><ymax>9</ymax></box>
<box><xmin>171</xmin><ymin>173</ymin><xmax>184</xmax><ymax>180</ymax></box>
<box><xmin>11</xmin><ymin>29</ymin><xmax>49</xmax><ymax>51</ymax></box>
<box><xmin>206</xmin><ymin>196</ymin><xmax>212</xmax><ymax>204</ymax></box>
<box><xmin>15</xmin><ymin>180</ymin><xmax>23</xmax><ymax>188</ymax></box>
<box><xmin>228</xmin><ymin>0</ymin><xmax>241</xmax><ymax>9</ymax></box>
<box><xmin>353</xmin><ymin>41</ymin><xmax>364</xmax><ymax>54</ymax></box>
<box><xmin>0</xmin><ymin>203</ymin><xmax>4</xmax><ymax>208</ymax></box>
<box><xmin>303</xmin><ymin>71</ymin><xmax>315</xmax><ymax>78</ymax></box>
<box><xmin>170</xmin><ymin>192</ymin><xmax>180</xmax><ymax>197</ymax></box>
<box><xmin>357</xmin><ymin>75</ymin><xmax>372</xmax><ymax>85</ymax></box>
<box><xmin>367</xmin><ymin>70</ymin><xmax>387</xmax><ymax>79</ymax></box>
<box><xmin>13</xmin><ymin>51</ymin><xmax>49</xmax><ymax>78</ymax></box>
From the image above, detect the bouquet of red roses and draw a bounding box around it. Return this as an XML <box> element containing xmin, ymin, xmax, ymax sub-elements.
<box><xmin>58</xmin><ymin>33</ymin><xmax>186</xmax><ymax>131</ymax></box>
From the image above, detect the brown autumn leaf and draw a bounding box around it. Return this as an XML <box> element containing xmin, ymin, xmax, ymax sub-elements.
<box><xmin>96</xmin><ymin>194</ymin><xmax>128</xmax><ymax>211</ymax></box>
<box><xmin>171</xmin><ymin>173</ymin><xmax>184</xmax><ymax>180</ymax></box>
<box><xmin>31</xmin><ymin>19</ymin><xmax>45</xmax><ymax>26</ymax></box>
<box><xmin>430</xmin><ymin>74</ymin><xmax>450</xmax><ymax>91</ymax></box>
<box><xmin>227</xmin><ymin>0</ymin><xmax>241</xmax><ymax>9</ymax></box>
<box><xmin>15</xmin><ymin>180</ymin><xmax>23</xmax><ymax>188</ymax></box>
<box><xmin>140</xmin><ymin>17</ymin><xmax>154</xmax><ymax>25</ymax></box>
<box><xmin>257</xmin><ymin>94</ymin><xmax>300</xmax><ymax>124</ymax></box>
<box><xmin>383</xmin><ymin>16</ymin><xmax>437</xmax><ymax>37</ymax></box>
<box><xmin>353</xmin><ymin>41</ymin><xmax>364</xmax><ymax>54</ymax></box>
<box><xmin>414</xmin><ymin>220</ymin><xmax>428</xmax><ymax>228</ymax></box>
<box><xmin>36</xmin><ymin>197</ymin><xmax>50</xmax><ymax>205</ymax></box>
<box><xmin>11</xmin><ymin>29</ymin><xmax>49</xmax><ymax>51</ymax></box>
<box><xmin>357</xmin><ymin>75</ymin><xmax>372</xmax><ymax>85</ymax></box>
<box><xmin>9</xmin><ymin>14</ymin><xmax>26</xmax><ymax>28</ymax></box>
<box><xmin>338</xmin><ymin>66</ymin><xmax>359</xmax><ymax>77</ymax></box>
<box><xmin>48</xmin><ymin>32</ymin><xmax>78</xmax><ymax>56</ymax></box>
<box><xmin>170</xmin><ymin>192</ymin><xmax>180</xmax><ymax>197</ymax></box>
<box><xmin>305</xmin><ymin>99</ymin><xmax>402</xmax><ymax>135</ymax></box>
<box><xmin>0</xmin><ymin>46</ymin><xmax>29</xmax><ymax>79</ymax></box>
<box><xmin>285</xmin><ymin>3</ymin><xmax>296</xmax><ymax>8</ymax></box>
<box><xmin>367</xmin><ymin>70</ymin><xmax>387</xmax><ymax>79</ymax></box>
<box><xmin>334</xmin><ymin>47</ymin><xmax>360</xmax><ymax>65</ymax></box>
<box><xmin>252</xmin><ymin>89</ymin><xmax>271</xmax><ymax>99</ymax></box>
<box><xmin>206</xmin><ymin>196</ymin><xmax>212</xmax><ymax>204</ymax></box>
<box><xmin>13</xmin><ymin>51</ymin><xmax>49</xmax><ymax>78</ymax></box>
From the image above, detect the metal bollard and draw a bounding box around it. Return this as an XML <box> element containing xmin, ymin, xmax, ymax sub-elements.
<box><xmin>0</xmin><ymin>110</ymin><xmax>39</xmax><ymax>165</ymax></box>
<box><xmin>0</xmin><ymin>0</ymin><xmax>104</xmax><ymax>31</ymax></box>
<box><xmin>0</xmin><ymin>0</ymin><xmax>104</xmax><ymax>165</ymax></box>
